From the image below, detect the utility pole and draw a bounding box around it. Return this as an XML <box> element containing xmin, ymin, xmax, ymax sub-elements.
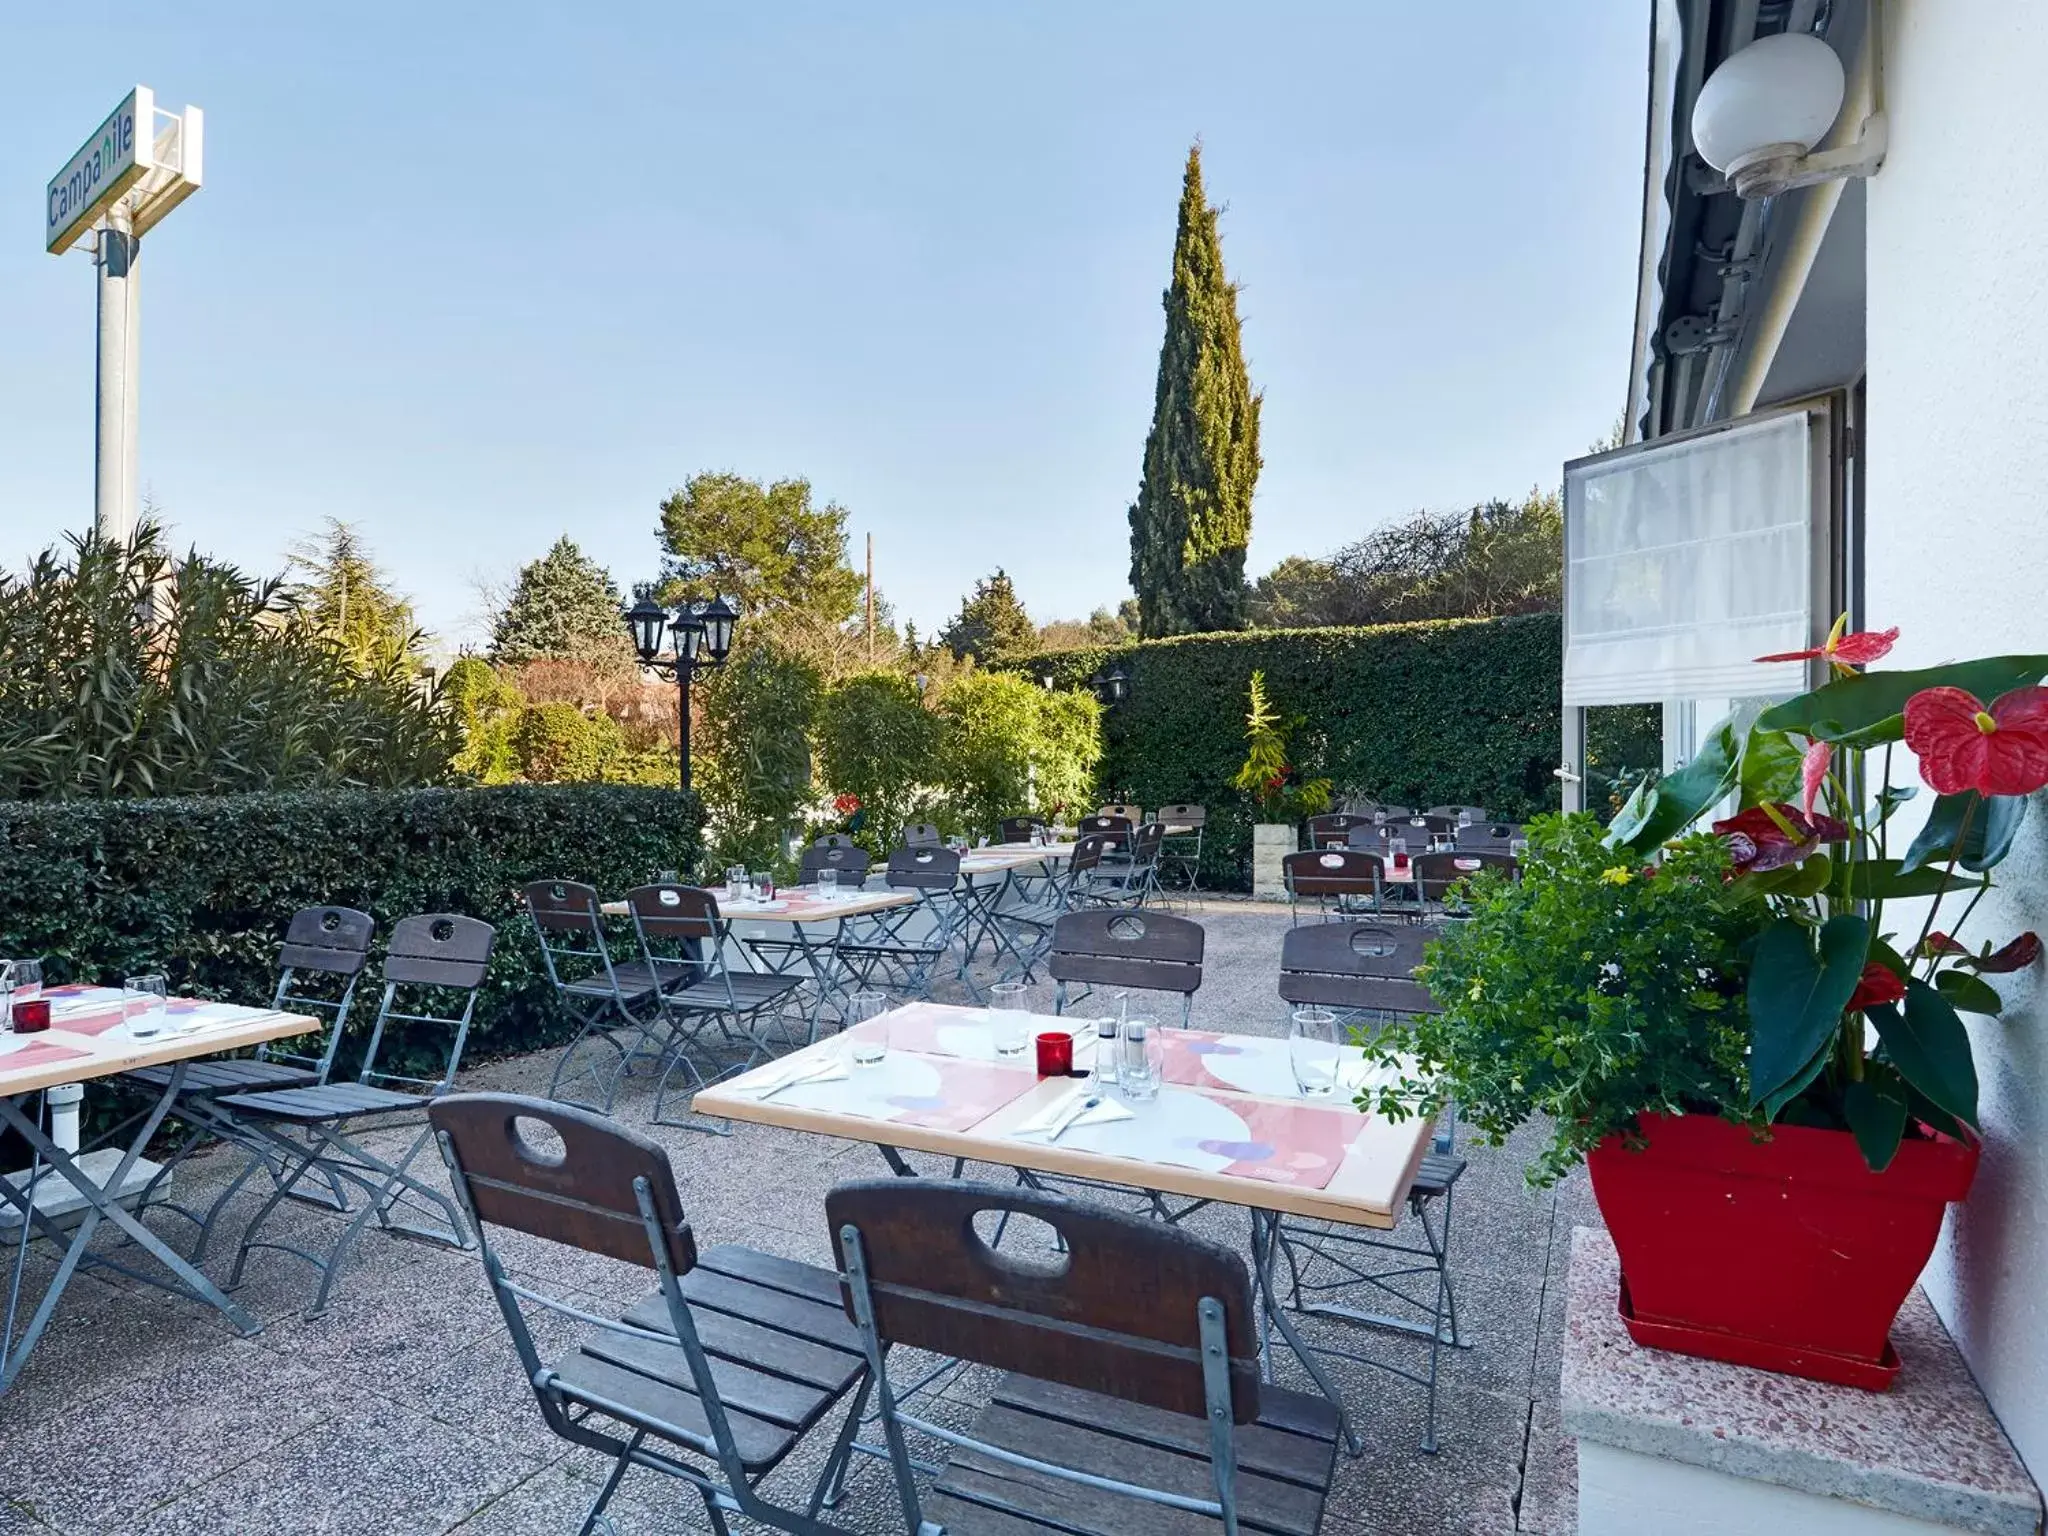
<box><xmin>866</xmin><ymin>533</ymin><xmax>875</xmax><ymax>665</ymax></box>
<box><xmin>94</xmin><ymin>209</ymin><xmax>140</xmax><ymax>541</ymax></box>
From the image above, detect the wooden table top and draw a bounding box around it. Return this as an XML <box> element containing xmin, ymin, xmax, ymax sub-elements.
<box><xmin>600</xmin><ymin>887</ymin><xmax>918</xmax><ymax>923</ymax></box>
<box><xmin>959</xmin><ymin>842</ymin><xmax>1075</xmax><ymax>874</ymax></box>
<box><xmin>0</xmin><ymin>986</ymin><xmax>316</xmax><ymax>1098</ymax></box>
<box><xmin>695</xmin><ymin>1002</ymin><xmax>1432</xmax><ymax>1230</ymax></box>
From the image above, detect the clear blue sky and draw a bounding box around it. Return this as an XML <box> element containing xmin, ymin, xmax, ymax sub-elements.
<box><xmin>0</xmin><ymin>3</ymin><xmax>1648</xmax><ymax>646</ymax></box>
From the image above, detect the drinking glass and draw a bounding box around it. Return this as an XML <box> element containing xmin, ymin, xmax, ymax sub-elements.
<box><xmin>847</xmin><ymin>989</ymin><xmax>890</xmax><ymax>1068</ymax></box>
<box><xmin>126</xmin><ymin>973</ymin><xmax>170</xmax><ymax>1038</ymax></box>
<box><xmin>816</xmin><ymin>866</ymin><xmax>838</xmax><ymax>900</ymax></box>
<box><xmin>1388</xmin><ymin>835</ymin><xmax>1409</xmax><ymax>862</ymax></box>
<box><xmin>1372</xmin><ymin>809</ymin><xmax>1387</xmax><ymax>826</ymax></box>
<box><xmin>1509</xmin><ymin>837</ymin><xmax>1531</xmax><ymax>860</ymax></box>
<box><xmin>1289</xmin><ymin>1007</ymin><xmax>1344</xmax><ymax>1098</ymax></box>
<box><xmin>1458</xmin><ymin>809</ymin><xmax>1475</xmax><ymax>828</ymax></box>
<box><xmin>2</xmin><ymin>960</ymin><xmax>41</xmax><ymax>1032</ymax></box>
<box><xmin>753</xmin><ymin>870</ymin><xmax>776</xmax><ymax>901</ymax></box>
<box><xmin>1117</xmin><ymin>1017</ymin><xmax>1161</xmax><ymax>1101</ymax></box>
<box><xmin>988</xmin><ymin>980</ymin><xmax>1031</xmax><ymax>1059</ymax></box>
<box><xmin>725</xmin><ymin>865</ymin><xmax>746</xmax><ymax>902</ymax></box>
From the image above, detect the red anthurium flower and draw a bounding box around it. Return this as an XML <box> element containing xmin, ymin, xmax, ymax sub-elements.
<box><xmin>1713</xmin><ymin>803</ymin><xmax>1852</xmax><ymax>873</ymax></box>
<box><xmin>1756</xmin><ymin>615</ymin><xmax>1900</xmax><ymax>671</ymax></box>
<box><xmin>1800</xmin><ymin>738</ymin><xmax>1832</xmax><ymax>818</ymax></box>
<box><xmin>1903</xmin><ymin>685</ymin><xmax>2048</xmax><ymax>797</ymax></box>
<box><xmin>1848</xmin><ymin>961</ymin><xmax>1907</xmax><ymax>1011</ymax></box>
<box><xmin>1972</xmin><ymin>932</ymin><xmax>2043</xmax><ymax>974</ymax></box>
<box><xmin>1918</xmin><ymin>932</ymin><xmax>1969</xmax><ymax>959</ymax></box>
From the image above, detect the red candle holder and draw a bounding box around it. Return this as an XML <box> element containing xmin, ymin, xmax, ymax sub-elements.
<box><xmin>1034</xmin><ymin>1031</ymin><xmax>1073</xmax><ymax>1077</ymax></box>
<box><xmin>13</xmin><ymin>997</ymin><xmax>51</xmax><ymax>1034</ymax></box>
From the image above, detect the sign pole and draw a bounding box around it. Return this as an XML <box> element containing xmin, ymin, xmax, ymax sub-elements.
<box><xmin>94</xmin><ymin>207</ymin><xmax>140</xmax><ymax>542</ymax></box>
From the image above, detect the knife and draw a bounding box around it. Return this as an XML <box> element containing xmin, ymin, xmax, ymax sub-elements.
<box><xmin>1046</xmin><ymin>1093</ymin><xmax>1102</xmax><ymax>1142</ymax></box>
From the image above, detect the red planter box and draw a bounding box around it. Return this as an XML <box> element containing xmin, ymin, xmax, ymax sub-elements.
<box><xmin>1587</xmin><ymin>1112</ymin><xmax>1978</xmax><ymax>1389</ymax></box>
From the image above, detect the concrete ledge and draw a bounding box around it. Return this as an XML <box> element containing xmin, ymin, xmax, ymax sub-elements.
<box><xmin>1562</xmin><ymin>1227</ymin><xmax>2041</xmax><ymax>1536</ymax></box>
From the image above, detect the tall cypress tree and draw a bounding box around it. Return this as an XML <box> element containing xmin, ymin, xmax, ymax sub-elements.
<box><xmin>1128</xmin><ymin>144</ymin><xmax>1262</xmax><ymax>637</ymax></box>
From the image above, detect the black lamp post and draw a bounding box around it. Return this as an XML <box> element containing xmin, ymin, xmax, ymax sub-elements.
<box><xmin>1093</xmin><ymin>663</ymin><xmax>1131</xmax><ymax>707</ymax></box>
<box><xmin>624</xmin><ymin>593</ymin><xmax>740</xmax><ymax>792</ymax></box>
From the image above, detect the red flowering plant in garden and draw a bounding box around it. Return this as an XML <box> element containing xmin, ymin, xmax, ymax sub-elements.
<box><xmin>1602</xmin><ymin>618</ymin><xmax>2048</xmax><ymax>1170</ymax></box>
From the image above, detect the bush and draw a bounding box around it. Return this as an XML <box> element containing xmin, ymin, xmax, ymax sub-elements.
<box><xmin>815</xmin><ymin>672</ymin><xmax>943</xmax><ymax>855</ymax></box>
<box><xmin>0</xmin><ymin>527</ymin><xmax>456</xmax><ymax>799</ymax></box>
<box><xmin>512</xmin><ymin>702</ymin><xmax>626</xmax><ymax>783</ymax></box>
<box><xmin>1030</xmin><ymin>613</ymin><xmax>1658</xmax><ymax>887</ymax></box>
<box><xmin>0</xmin><ymin>784</ymin><xmax>704</xmax><ymax>1077</ymax></box>
<box><xmin>697</xmin><ymin>640</ymin><xmax>823</xmax><ymax>872</ymax></box>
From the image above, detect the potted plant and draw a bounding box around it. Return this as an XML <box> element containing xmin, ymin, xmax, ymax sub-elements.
<box><xmin>1230</xmin><ymin>670</ymin><xmax>1332</xmax><ymax>898</ymax></box>
<box><xmin>1365</xmin><ymin>623</ymin><xmax>2046</xmax><ymax>1388</ymax></box>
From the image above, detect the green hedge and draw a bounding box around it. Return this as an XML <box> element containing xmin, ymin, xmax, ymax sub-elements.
<box><xmin>0</xmin><ymin>784</ymin><xmax>704</xmax><ymax>1076</ymax></box>
<box><xmin>1030</xmin><ymin>613</ymin><xmax>1659</xmax><ymax>887</ymax></box>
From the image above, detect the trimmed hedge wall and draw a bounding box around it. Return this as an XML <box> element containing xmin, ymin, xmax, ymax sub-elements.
<box><xmin>0</xmin><ymin>784</ymin><xmax>703</xmax><ymax>1074</ymax></box>
<box><xmin>1032</xmin><ymin>613</ymin><xmax>1658</xmax><ymax>888</ymax></box>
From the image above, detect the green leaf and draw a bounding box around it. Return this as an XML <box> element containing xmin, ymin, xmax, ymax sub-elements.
<box><xmin>1830</xmin><ymin>714</ymin><xmax>1907</xmax><ymax>749</ymax></box>
<box><xmin>1761</xmin><ymin>1040</ymin><xmax>1833</xmax><ymax>1119</ymax></box>
<box><xmin>1606</xmin><ymin>716</ymin><xmax>1740</xmax><ymax>854</ymax></box>
<box><xmin>1874</xmin><ymin>784</ymin><xmax>1918</xmax><ymax>825</ymax></box>
<box><xmin>1900</xmin><ymin>792</ymin><xmax>2028</xmax><ymax>874</ymax></box>
<box><xmin>1935</xmin><ymin>969</ymin><xmax>2004</xmax><ymax>1016</ymax></box>
<box><xmin>1869</xmin><ymin>980</ymin><xmax>1980</xmax><ymax>1127</ymax></box>
<box><xmin>1835</xmin><ymin>857</ymin><xmax>1990</xmax><ymax>901</ymax></box>
<box><xmin>1746</xmin><ymin>914</ymin><xmax>1870</xmax><ymax>1111</ymax></box>
<box><xmin>1737</xmin><ymin>723</ymin><xmax>1804</xmax><ymax>811</ymax></box>
<box><xmin>1844</xmin><ymin>1067</ymin><xmax>1911</xmax><ymax>1172</ymax></box>
<box><xmin>1758</xmin><ymin>655</ymin><xmax>2048</xmax><ymax>741</ymax></box>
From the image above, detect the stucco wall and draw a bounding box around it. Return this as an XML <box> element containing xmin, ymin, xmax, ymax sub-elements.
<box><xmin>1865</xmin><ymin>0</ymin><xmax>2048</xmax><ymax>1479</ymax></box>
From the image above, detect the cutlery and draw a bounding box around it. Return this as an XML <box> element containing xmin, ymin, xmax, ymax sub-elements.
<box><xmin>758</xmin><ymin>1060</ymin><xmax>835</xmax><ymax>1100</ymax></box>
<box><xmin>1047</xmin><ymin>1093</ymin><xmax>1101</xmax><ymax>1142</ymax></box>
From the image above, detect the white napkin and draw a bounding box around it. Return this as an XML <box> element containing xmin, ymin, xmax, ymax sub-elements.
<box><xmin>1012</xmin><ymin>1085</ymin><xmax>1136</xmax><ymax>1138</ymax></box>
<box><xmin>737</xmin><ymin>1056</ymin><xmax>849</xmax><ymax>1097</ymax></box>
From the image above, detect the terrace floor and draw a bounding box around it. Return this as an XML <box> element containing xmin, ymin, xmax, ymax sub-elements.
<box><xmin>0</xmin><ymin>903</ymin><xmax>1590</xmax><ymax>1535</ymax></box>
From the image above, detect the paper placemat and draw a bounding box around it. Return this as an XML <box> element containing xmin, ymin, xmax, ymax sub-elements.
<box><xmin>1031</xmin><ymin>1085</ymin><xmax>1363</xmax><ymax>1190</ymax></box>
<box><xmin>1159</xmin><ymin>1030</ymin><xmax>1390</xmax><ymax>1100</ymax></box>
<box><xmin>854</xmin><ymin>1002</ymin><xmax>1085</xmax><ymax>1063</ymax></box>
<box><xmin>0</xmin><ymin>1039</ymin><xmax>93</xmax><ymax>1073</ymax></box>
<box><xmin>760</xmin><ymin>1050</ymin><xmax>1043</xmax><ymax>1132</ymax></box>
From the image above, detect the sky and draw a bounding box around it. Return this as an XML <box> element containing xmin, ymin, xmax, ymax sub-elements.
<box><xmin>0</xmin><ymin>3</ymin><xmax>1649</xmax><ymax>648</ymax></box>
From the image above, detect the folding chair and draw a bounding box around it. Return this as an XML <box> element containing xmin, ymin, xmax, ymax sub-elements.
<box><xmin>1095</xmin><ymin>800</ymin><xmax>1142</xmax><ymax>822</ymax></box>
<box><xmin>997</xmin><ymin>815</ymin><xmax>1044</xmax><ymax>844</ymax></box>
<box><xmin>1306</xmin><ymin>812</ymin><xmax>1374</xmax><ymax>850</ymax></box>
<box><xmin>1152</xmin><ymin>802</ymin><xmax>1206</xmax><ymax>892</ymax></box>
<box><xmin>1283</xmin><ymin>847</ymin><xmax>1386</xmax><ymax>924</ymax></box>
<box><xmin>1271</xmin><ymin>920</ymin><xmax>1464</xmax><ymax>1452</ymax></box>
<box><xmin>978</xmin><ymin>836</ymin><xmax>1102</xmax><ymax>984</ymax></box>
<box><xmin>622</xmin><ymin>884</ymin><xmax>807</xmax><ymax>1122</ymax></box>
<box><xmin>431</xmin><ymin>1094</ymin><xmax>870</xmax><ymax>1536</ymax></box>
<box><xmin>1456</xmin><ymin>820</ymin><xmax>1525</xmax><ymax>851</ymax></box>
<box><xmin>1074</xmin><ymin>813</ymin><xmax>1133</xmax><ymax>857</ymax></box>
<box><xmin>1425</xmin><ymin>804</ymin><xmax>1488</xmax><ymax>822</ymax></box>
<box><xmin>1409</xmin><ymin>849</ymin><xmax>1520</xmax><ymax>921</ymax></box>
<box><xmin>1080</xmin><ymin>820</ymin><xmax>1164</xmax><ymax>908</ymax></box>
<box><xmin>797</xmin><ymin>841</ymin><xmax>873</xmax><ymax>887</ymax></box>
<box><xmin>220</xmin><ymin>913</ymin><xmax>495</xmax><ymax>1316</ymax></box>
<box><xmin>831</xmin><ymin>1179</ymin><xmax>1342</xmax><ymax>1536</ymax></box>
<box><xmin>530</xmin><ymin>880</ymin><xmax>687</xmax><ymax>1116</ymax></box>
<box><xmin>735</xmin><ymin>843</ymin><xmax>878</xmax><ymax>1033</ymax></box>
<box><xmin>123</xmin><ymin>906</ymin><xmax>375</xmax><ymax>1257</ymax></box>
<box><xmin>1047</xmin><ymin>909</ymin><xmax>1203</xmax><ymax>1029</ymax></box>
<box><xmin>834</xmin><ymin>846</ymin><xmax>973</xmax><ymax>1001</ymax></box>
<box><xmin>899</xmin><ymin>821</ymin><xmax>943</xmax><ymax>849</ymax></box>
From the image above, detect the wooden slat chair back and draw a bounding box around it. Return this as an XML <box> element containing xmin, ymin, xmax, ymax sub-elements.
<box><xmin>1426</xmin><ymin>804</ymin><xmax>1488</xmax><ymax>821</ymax></box>
<box><xmin>884</xmin><ymin>844</ymin><xmax>961</xmax><ymax>890</ymax></box>
<box><xmin>830</xmin><ymin>1179</ymin><xmax>1257</xmax><ymax>1418</ymax></box>
<box><xmin>1152</xmin><ymin>802</ymin><xmax>1206</xmax><ymax>829</ymax></box>
<box><xmin>1412</xmin><ymin>849</ymin><xmax>1519</xmax><ymax>904</ymax></box>
<box><xmin>266</xmin><ymin>905</ymin><xmax>376</xmax><ymax>1077</ymax></box>
<box><xmin>999</xmin><ymin>815</ymin><xmax>1044</xmax><ymax>843</ymax></box>
<box><xmin>831</xmin><ymin>1180</ymin><xmax>1340</xmax><ymax>1536</ymax></box>
<box><xmin>1278</xmin><ymin>921</ymin><xmax>1441</xmax><ymax>1015</ymax></box>
<box><xmin>363</xmin><ymin>914</ymin><xmax>497</xmax><ymax>1091</ymax></box>
<box><xmin>431</xmin><ymin>1094</ymin><xmax>869</xmax><ymax>1535</ymax></box>
<box><xmin>899</xmin><ymin>822</ymin><xmax>943</xmax><ymax>848</ymax></box>
<box><xmin>1283</xmin><ymin>847</ymin><xmax>1384</xmax><ymax>924</ymax></box>
<box><xmin>1096</xmin><ymin>802</ymin><xmax>1142</xmax><ymax>822</ymax></box>
<box><xmin>813</xmin><ymin>832</ymin><xmax>860</xmax><ymax>850</ymax></box>
<box><xmin>1068</xmin><ymin>832</ymin><xmax>1116</xmax><ymax>874</ymax></box>
<box><xmin>1046</xmin><ymin>910</ymin><xmax>1203</xmax><ymax>1024</ymax></box>
<box><xmin>1306</xmin><ymin>812</ymin><xmax>1374</xmax><ymax>848</ymax></box>
<box><xmin>1457</xmin><ymin>820</ymin><xmax>1526</xmax><ymax>849</ymax></box>
<box><xmin>521</xmin><ymin>880</ymin><xmax>636</xmax><ymax>1003</ymax></box>
<box><xmin>798</xmin><ymin>841</ymin><xmax>872</xmax><ymax>884</ymax></box>
<box><xmin>1076</xmin><ymin>813</ymin><xmax>1133</xmax><ymax>851</ymax></box>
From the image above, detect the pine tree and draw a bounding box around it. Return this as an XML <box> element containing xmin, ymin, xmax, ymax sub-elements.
<box><xmin>285</xmin><ymin>518</ymin><xmax>423</xmax><ymax>672</ymax></box>
<box><xmin>490</xmin><ymin>536</ymin><xmax>633</xmax><ymax>666</ymax></box>
<box><xmin>939</xmin><ymin>568</ymin><xmax>1037</xmax><ymax>664</ymax></box>
<box><xmin>1127</xmin><ymin>144</ymin><xmax>1262</xmax><ymax>637</ymax></box>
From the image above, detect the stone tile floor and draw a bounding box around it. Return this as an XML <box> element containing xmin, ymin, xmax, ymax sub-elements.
<box><xmin>0</xmin><ymin>903</ymin><xmax>1591</xmax><ymax>1534</ymax></box>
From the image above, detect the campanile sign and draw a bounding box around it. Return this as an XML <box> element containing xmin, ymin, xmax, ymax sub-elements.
<box><xmin>46</xmin><ymin>88</ymin><xmax>147</xmax><ymax>255</ymax></box>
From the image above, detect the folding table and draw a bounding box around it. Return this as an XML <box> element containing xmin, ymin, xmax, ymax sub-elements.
<box><xmin>0</xmin><ymin>987</ymin><xmax>314</xmax><ymax>1393</ymax></box>
<box><xmin>694</xmin><ymin>1001</ymin><xmax>1434</xmax><ymax>1454</ymax></box>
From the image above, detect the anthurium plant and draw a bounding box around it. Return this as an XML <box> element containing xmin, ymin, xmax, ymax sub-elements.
<box><xmin>1366</xmin><ymin>620</ymin><xmax>2045</xmax><ymax>1182</ymax></box>
<box><xmin>1599</xmin><ymin>621</ymin><xmax>2045</xmax><ymax>1171</ymax></box>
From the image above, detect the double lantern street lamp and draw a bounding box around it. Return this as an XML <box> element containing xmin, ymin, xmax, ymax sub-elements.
<box><xmin>623</xmin><ymin>594</ymin><xmax>739</xmax><ymax>792</ymax></box>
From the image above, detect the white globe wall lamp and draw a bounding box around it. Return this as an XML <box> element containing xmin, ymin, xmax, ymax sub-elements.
<box><xmin>1691</xmin><ymin>30</ymin><xmax>1886</xmax><ymax>200</ymax></box>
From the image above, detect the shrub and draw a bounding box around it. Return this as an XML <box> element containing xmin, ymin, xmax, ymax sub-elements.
<box><xmin>697</xmin><ymin>639</ymin><xmax>824</xmax><ymax>872</ymax></box>
<box><xmin>0</xmin><ymin>784</ymin><xmax>704</xmax><ymax>1077</ymax></box>
<box><xmin>815</xmin><ymin>672</ymin><xmax>942</xmax><ymax>855</ymax></box>
<box><xmin>1028</xmin><ymin>613</ymin><xmax>1658</xmax><ymax>886</ymax></box>
<box><xmin>935</xmin><ymin>673</ymin><xmax>1043</xmax><ymax>837</ymax></box>
<box><xmin>0</xmin><ymin>527</ymin><xmax>456</xmax><ymax>799</ymax></box>
<box><xmin>512</xmin><ymin>702</ymin><xmax>626</xmax><ymax>783</ymax></box>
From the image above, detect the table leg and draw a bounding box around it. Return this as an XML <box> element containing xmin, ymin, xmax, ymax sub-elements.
<box><xmin>0</xmin><ymin>1067</ymin><xmax>262</xmax><ymax>1394</ymax></box>
<box><xmin>1248</xmin><ymin>1208</ymin><xmax>1362</xmax><ymax>1456</ymax></box>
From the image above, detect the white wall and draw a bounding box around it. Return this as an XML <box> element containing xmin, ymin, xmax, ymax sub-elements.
<box><xmin>1866</xmin><ymin>0</ymin><xmax>2048</xmax><ymax>1480</ymax></box>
